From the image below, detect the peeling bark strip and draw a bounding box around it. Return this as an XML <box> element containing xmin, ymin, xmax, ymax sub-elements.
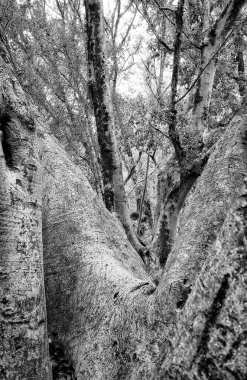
<box><xmin>0</xmin><ymin>58</ymin><xmax>51</xmax><ymax>378</ymax></box>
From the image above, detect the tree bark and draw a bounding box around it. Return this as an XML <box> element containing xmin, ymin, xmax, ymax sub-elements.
<box><xmin>151</xmin><ymin>155</ymin><xmax>180</xmax><ymax>260</ymax></box>
<box><xmin>40</xmin><ymin>123</ymin><xmax>156</xmax><ymax>379</ymax></box>
<box><xmin>84</xmin><ymin>0</ymin><xmax>145</xmax><ymax>254</ymax></box>
<box><xmin>85</xmin><ymin>0</ymin><xmax>119</xmax><ymax>212</ymax></box>
<box><xmin>235</xmin><ymin>32</ymin><xmax>246</xmax><ymax>99</ymax></box>
<box><xmin>151</xmin><ymin>0</ymin><xmax>247</xmax><ymax>266</ymax></box>
<box><xmin>156</xmin><ymin>176</ymin><xmax>247</xmax><ymax>380</ymax></box>
<box><xmin>150</xmin><ymin>0</ymin><xmax>188</xmax><ymax>265</ymax></box>
<box><xmin>191</xmin><ymin>0</ymin><xmax>246</xmax><ymax>140</ymax></box>
<box><xmin>168</xmin><ymin>0</ymin><xmax>185</xmax><ymax>164</ymax></box>
<box><xmin>158</xmin><ymin>118</ymin><xmax>247</xmax><ymax>311</ymax></box>
<box><xmin>38</xmin><ymin>82</ymin><xmax>247</xmax><ymax>379</ymax></box>
<box><xmin>0</xmin><ymin>56</ymin><xmax>51</xmax><ymax>378</ymax></box>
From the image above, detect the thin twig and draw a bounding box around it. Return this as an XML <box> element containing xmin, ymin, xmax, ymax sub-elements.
<box><xmin>150</xmin><ymin>125</ymin><xmax>170</xmax><ymax>139</ymax></box>
<box><xmin>124</xmin><ymin>151</ymin><xmax>142</xmax><ymax>185</ymax></box>
<box><xmin>137</xmin><ymin>152</ymin><xmax>150</xmax><ymax>235</ymax></box>
<box><xmin>127</xmin><ymin>164</ymin><xmax>161</xmax><ymax>198</ymax></box>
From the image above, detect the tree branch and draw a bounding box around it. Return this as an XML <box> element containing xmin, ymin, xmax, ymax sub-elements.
<box><xmin>124</xmin><ymin>151</ymin><xmax>142</xmax><ymax>185</ymax></box>
<box><xmin>213</xmin><ymin>0</ymin><xmax>247</xmax><ymax>39</ymax></box>
<box><xmin>175</xmin><ymin>27</ymin><xmax>235</xmax><ymax>104</ymax></box>
<box><xmin>137</xmin><ymin>152</ymin><xmax>150</xmax><ymax>235</ymax></box>
<box><xmin>133</xmin><ymin>0</ymin><xmax>173</xmax><ymax>52</ymax></box>
<box><xmin>150</xmin><ymin>124</ymin><xmax>170</xmax><ymax>139</ymax></box>
<box><xmin>168</xmin><ymin>0</ymin><xmax>185</xmax><ymax>163</ymax></box>
<box><xmin>152</xmin><ymin>0</ymin><xmax>200</xmax><ymax>50</ymax></box>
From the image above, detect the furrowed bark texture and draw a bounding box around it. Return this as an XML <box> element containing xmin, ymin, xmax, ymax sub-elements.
<box><xmin>0</xmin><ymin>60</ymin><xmax>51</xmax><ymax>378</ymax></box>
<box><xmin>156</xmin><ymin>178</ymin><xmax>247</xmax><ymax>380</ymax></box>
<box><xmin>158</xmin><ymin>118</ymin><xmax>247</xmax><ymax>313</ymax></box>
<box><xmin>41</xmin><ymin>126</ymin><xmax>157</xmax><ymax>379</ymax></box>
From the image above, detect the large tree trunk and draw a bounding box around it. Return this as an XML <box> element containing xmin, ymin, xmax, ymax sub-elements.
<box><xmin>156</xmin><ymin>174</ymin><xmax>247</xmax><ymax>380</ymax></box>
<box><xmin>158</xmin><ymin>118</ymin><xmax>247</xmax><ymax>312</ymax></box>
<box><xmin>0</xmin><ymin>57</ymin><xmax>51</xmax><ymax>378</ymax></box>
<box><xmin>151</xmin><ymin>0</ymin><xmax>247</xmax><ymax>266</ymax></box>
<box><xmin>41</xmin><ymin>113</ymin><xmax>246</xmax><ymax>379</ymax></box>
<box><xmin>40</xmin><ymin>123</ymin><xmax>156</xmax><ymax>379</ymax></box>
<box><xmin>1</xmin><ymin>1</ymin><xmax>246</xmax><ymax>378</ymax></box>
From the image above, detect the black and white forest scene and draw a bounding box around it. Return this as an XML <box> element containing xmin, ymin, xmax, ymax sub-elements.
<box><xmin>0</xmin><ymin>0</ymin><xmax>247</xmax><ymax>379</ymax></box>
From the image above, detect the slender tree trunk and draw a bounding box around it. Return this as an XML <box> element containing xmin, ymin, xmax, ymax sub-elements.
<box><xmin>85</xmin><ymin>0</ymin><xmax>145</xmax><ymax>254</ymax></box>
<box><xmin>137</xmin><ymin>152</ymin><xmax>150</xmax><ymax>235</ymax></box>
<box><xmin>191</xmin><ymin>45</ymin><xmax>217</xmax><ymax>138</ymax></box>
<box><xmin>85</xmin><ymin>0</ymin><xmax>117</xmax><ymax>212</ymax></box>
<box><xmin>84</xmin><ymin>107</ymin><xmax>104</xmax><ymax>197</ymax></box>
<box><xmin>235</xmin><ymin>32</ymin><xmax>246</xmax><ymax>98</ymax></box>
<box><xmin>191</xmin><ymin>0</ymin><xmax>246</xmax><ymax>140</ymax></box>
<box><xmin>168</xmin><ymin>0</ymin><xmax>185</xmax><ymax>165</ymax></box>
<box><xmin>0</xmin><ymin>55</ymin><xmax>51</xmax><ymax>378</ymax></box>
<box><xmin>191</xmin><ymin>0</ymin><xmax>217</xmax><ymax>139</ymax></box>
<box><xmin>156</xmin><ymin>16</ymin><xmax>166</xmax><ymax>109</ymax></box>
<box><xmin>152</xmin><ymin>172</ymin><xmax>195</xmax><ymax>265</ymax></box>
<box><xmin>152</xmin><ymin>16</ymin><xmax>168</xmax><ymax>231</ymax></box>
<box><xmin>150</xmin><ymin>0</ymin><xmax>186</xmax><ymax>265</ymax></box>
